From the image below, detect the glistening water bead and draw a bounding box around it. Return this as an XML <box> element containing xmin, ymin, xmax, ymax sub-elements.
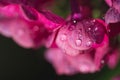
<box><xmin>75</xmin><ymin>39</ymin><xmax>82</xmax><ymax>46</ymax></box>
<box><xmin>60</xmin><ymin>34</ymin><xmax>67</xmax><ymax>41</ymax></box>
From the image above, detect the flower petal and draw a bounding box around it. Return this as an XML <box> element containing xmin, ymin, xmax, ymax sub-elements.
<box><xmin>107</xmin><ymin>49</ymin><xmax>119</xmax><ymax>69</ymax></box>
<box><xmin>45</xmin><ymin>48</ymin><xmax>97</xmax><ymax>75</ymax></box>
<box><xmin>0</xmin><ymin>4</ymin><xmax>64</xmax><ymax>48</ymax></box>
<box><xmin>105</xmin><ymin>0</ymin><xmax>112</xmax><ymax>6</ymax></box>
<box><xmin>105</xmin><ymin>8</ymin><xmax>120</xmax><ymax>24</ymax></box>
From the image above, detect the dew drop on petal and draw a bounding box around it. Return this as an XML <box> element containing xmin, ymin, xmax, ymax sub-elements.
<box><xmin>94</xmin><ymin>27</ymin><xmax>98</xmax><ymax>31</ymax></box>
<box><xmin>86</xmin><ymin>40</ymin><xmax>92</xmax><ymax>47</ymax></box>
<box><xmin>73</xmin><ymin>20</ymin><xmax>77</xmax><ymax>23</ymax></box>
<box><xmin>60</xmin><ymin>34</ymin><xmax>67</xmax><ymax>41</ymax></box>
<box><xmin>75</xmin><ymin>39</ymin><xmax>82</xmax><ymax>46</ymax></box>
<box><xmin>92</xmin><ymin>19</ymin><xmax>96</xmax><ymax>22</ymax></box>
<box><xmin>101</xmin><ymin>60</ymin><xmax>105</xmax><ymax>64</ymax></box>
<box><xmin>88</xmin><ymin>27</ymin><xmax>91</xmax><ymax>31</ymax></box>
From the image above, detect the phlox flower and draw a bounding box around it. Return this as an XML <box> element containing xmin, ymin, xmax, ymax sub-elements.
<box><xmin>0</xmin><ymin>0</ymin><xmax>119</xmax><ymax>75</ymax></box>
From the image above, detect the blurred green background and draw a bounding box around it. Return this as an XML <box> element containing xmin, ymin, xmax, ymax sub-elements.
<box><xmin>0</xmin><ymin>0</ymin><xmax>120</xmax><ymax>80</ymax></box>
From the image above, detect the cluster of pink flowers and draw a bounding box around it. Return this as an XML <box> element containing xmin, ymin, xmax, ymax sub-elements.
<box><xmin>0</xmin><ymin>0</ymin><xmax>120</xmax><ymax>75</ymax></box>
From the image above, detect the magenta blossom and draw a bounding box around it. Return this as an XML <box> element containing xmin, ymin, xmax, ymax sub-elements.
<box><xmin>45</xmin><ymin>48</ymin><xmax>97</xmax><ymax>75</ymax></box>
<box><xmin>105</xmin><ymin>0</ymin><xmax>120</xmax><ymax>24</ymax></box>
<box><xmin>0</xmin><ymin>4</ymin><xmax>64</xmax><ymax>48</ymax></box>
<box><xmin>107</xmin><ymin>49</ymin><xmax>119</xmax><ymax>69</ymax></box>
<box><xmin>105</xmin><ymin>0</ymin><xmax>120</xmax><ymax>37</ymax></box>
<box><xmin>44</xmin><ymin>0</ymin><xmax>119</xmax><ymax>75</ymax></box>
<box><xmin>0</xmin><ymin>0</ymin><xmax>119</xmax><ymax>75</ymax></box>
<box><xmin>46</xmin><ymin>0</ymin><xmax>108</xmax><ymax>56</ymax></box>
<box><xmin>45</xmin><ymin>32</ymin><xmax>119</xmax><ymax>75</ymax></box>
<box><xmin>55</xmin><ymin>19</ymin><xmax>108</xmax><ymax>56</ymax></box>
<box><xmin>44</xmin><ymin>0</ymin><xmax>120</xmax><ymax>75</ymax></box>
<box><xmin>45</xmin><ymin>45</ymin><xmax>119</xmax><ymax>75</ymax></box>
<box><xmin>104</xmin><ymin>0</ymin><xmax>120</xmax><ymax>72</ymax></box>
<box><xmin>105</xmin><ymin>0</ymin><xmax>120</xmax><ymax>12</ymax></box>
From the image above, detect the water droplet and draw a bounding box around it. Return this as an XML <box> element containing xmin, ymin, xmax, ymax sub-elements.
<box><xmin>92</xmin><ymin>19</ymin><xmax>96</xmax><ymax>22</ymax></box>
<box><xmin>75</xmin><ymin>39</ymin><xmax>82</xmax><ymax>46</ymax></box>
<box><xmin>73</xmin><ymin>20</ymin><xmax>77</xmax><ymax>23</ymax></box>
<box><xmin>88</xmin><ymin>27</ymin><xmax>91</xmax><ymax>31</ymax></box>
<box><xmin>60</xmin><ymin>34</ymin><xmax>67</xmax><ymax>41</ymax></box>
<box><xmin>86</xmin><ymin>40</ymin><xmax>92</xmax><ymax>47</ymax></box>
<box><xmin>94</xmin><ymin>27</ymin><xmax>98</xmax><ymax>31</ymax></box>
<box><xmin>101</xmin><ymin>60</ymin><xmax>105</xmax><ymax>64</ymax></box>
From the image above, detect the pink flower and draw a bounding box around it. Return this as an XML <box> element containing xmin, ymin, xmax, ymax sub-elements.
<box><xmin>45</xmin><ymin>43</ymin><xmax>119</xmax><ymax>75</ymax></box>
<box><xmin>105</xmin><ymin>7</ymin><xmax>120</xmax><ymax>24</ymax></box>
<box><xmin>55</xmin><ymin>19</ymin><xmax>108</xmax><ymax>56</ymax></box>
<box><xmin>45</xmin><ymin>34</ymin><xmax>119</xmax><ymax>75</ymax></box>
<box><xmin>0</xmin><ymin>4</ymin><xmax>64</xmax><ymax>48</ymax></box>
<box><xmin>45</xmin><ymin>48</ymin><xmax>97</xmax><ymax>75</ymax></box>
<box><xmin>46</xmin><ymin>0</ymin><xmax>108</xmax><ymax>56</ymax></box>
<box><xmin>44</xmin><ymin>0</ymin><xmax>120</xmax><ymax>75</ymax></box>
<box><xmin>105</xmin><ymin>0</ymin><xmax>120</xmax><ymax>36</ymax></box>
<box><xmin>105</xmin><ymin>0</ymin><xmax>120</xmax><ymax>24</ymax></box>
<box><xmin>0</xmin><ymin>0</ymin><xmax>119</xmax><ymax>75</ymax></box>
<box><xmin>107</xmin><ymin>49</ymin><xmax>119</xmax><ymax>69</ymax></box>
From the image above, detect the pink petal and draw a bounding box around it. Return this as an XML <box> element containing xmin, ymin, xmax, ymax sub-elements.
<box><xmin>0</xmin><ymin>0</ymin><xmax>54</xmax><ymax>10</ymax></box>
<box><xmin>105</xmin><ymin>8</ymin><xmax>120</xmax><ymax>24</ymax></box>
<box><xmin>94</xmin><ymin>34</ymin><xmax>109</xmax><ymax>70</ymax></box>
<box><xmin>0</xmin><ymin>4</ymin><xmax>64</xmax><ymax>48</ymax></box>
<box><xmin>37</xmin><ymin>10</ymin><xmax>65</xmax><ymax>31</ymax></box>
<box><xmin>45</xmin><ymin>48</ymin><xmax>98</xmax><ymax>75</ymax></box>
<box><xmin>0</xmin><ymin>18</ymin><xmax>13</xmax><ymax>37</ymax></box>
<box><xmin>55</xmin><ymin>19</ymin><xmax>107</xmax><ymax>56</ymax></box>
<box><xmin>44</xmin><ymin>31</ymin><xmax>58</xmax><ymax>48</ymax></box>
<box><xmin>113</xmin><ymin>0</ymin><xmax>120</xmax><ymax>13</ymax></box>
<box><xmin>105</xmin><ymin>0</ymin><xmax>112</xmax><ymax>6</ymax></box>
<box><xmin>107</xmin><ymin>49</ymin><xmax>119</xmax><ymax>69</ymax></box>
